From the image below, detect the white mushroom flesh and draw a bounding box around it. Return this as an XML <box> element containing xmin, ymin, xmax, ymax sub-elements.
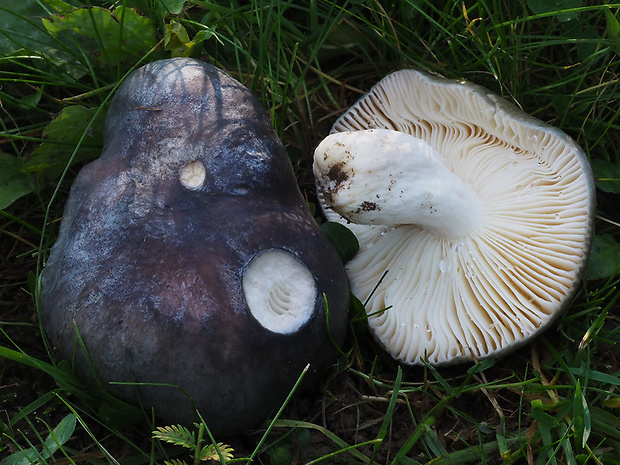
<box><xmin>314</xmin><ymin>69</ymin><xmax>595</xmax><ymax>365</ymax></box>
<box><xmin>243</xmin><ymin>249</ymin><xmax>317</xmax><ymax>334</ymax></box>
<box><xmin>180</xmin><ymin>160</ymin><xmax>206</xmax><ymax>190</ymax></box>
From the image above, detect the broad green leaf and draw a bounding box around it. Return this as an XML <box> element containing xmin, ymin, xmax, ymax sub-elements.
<box><xmin>0</xmin><ymin>1</ymin><xmax>57</xmax><ymax>56</ymax></box>
<box><xmin>605</xmin><ymin>8</ymin><xmax>620</xmax><ymax>55</ymax></box>
<box><xmin>18</xmin><ymin>91</ymin><xmax>43</xmax><ymax>110</ymax></box>
<box><xmin>193</xmin><ymin>28</ymin><xmax>215</xmax><ymax>45</ymax></box>
<box><xmin>349</xmin><ymin>292</ymin><xmax>368</xmax><ymax>333</ymax></box>
<box><xmin>179</xmin><ymin>29</ymin><xmax>218</xmax><ymax>57</ymax></box>
<box><xmin>164</xmin><ymin>20</ymin><xmax>193</xmax><ymax>57</ymax></box>
<box><xmin>27</xmin><ymin>105</ymin><xmax>105</xmax><ymax>181</ymax></box>
<box><xmin>584</xmin><ymin>234</ymin><xmax>620</xmax><ymax>281</ymax></box>
<box><xmin>0</xmin><ymin>1</ymin><xmax>90</xmax><ymax>80</ymax></box>
<box><xmin>0</xmin><ymin>153</ymin><xmax>36</xmax><ymax>209</ymax></box>
<box><xmin>320</xmin><ymin>221</ymin><xmax>359</xmax><ymax>263</ymax></box>
<box><xmin>112</xmin><ymin>6</ymin><xmax>158</xmax><ymax>60</ymax></box>
<box><xmin>527</xmin><ymin>0</ymin><xmax>582</xmax><ymax>22</ymax></box>
<box><xmin>530</xmin><ymin>400</ymin><xmax>557</xmax><ymax>426</ymax></box>
<box><xmin>1</xmin><ymin>414</ymin><xmax>76</xmax><ymax>465</ymax></box>
<box><xmin>157</xmin><ymin>0</ymin><xmax>186</xmax><ymax>16</ymax></box>
<box><xmin>43</xmin><ymin>0</ymin><xmax>82</xmax><ymax>14</ymax></box>
<box><xmin>561</xmin><ymin>24</ymin><xmax>601</xmax><ymax>62</ymax></box>
<box><xmin>129</xmin><ymin>0</ymin><xmax>186</xmax><ymax>18</ymax></box>
<box><xmin>2</xmin><ymin>448</ymin><xmax>42</xmax><ymax>465</ymax></box>
<box><xmin>466</xmin><ymin>357</ymin><xmax>496</xmax><ymax>375</ymax></box>
<box><xmin>40</xmin><ymin>414</ymin><xmax>77</xmax><ymax>459</ymax></box>
<box><xmin>591</xmin><ymin>158</ymin><xmax>620</xmax><ymax>193</ymax></box>
<box><xmin>42</xmin><ymin>6</ymin><xmax>157</xmax><ymax>68</ymax></box>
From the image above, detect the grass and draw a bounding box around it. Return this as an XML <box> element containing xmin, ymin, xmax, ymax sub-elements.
<box><xmin>1</xmin><ymin>0</ymin><xmax>620</xmax><ymax>463</ymax></box>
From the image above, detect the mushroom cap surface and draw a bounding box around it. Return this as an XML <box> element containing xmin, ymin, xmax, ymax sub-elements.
<box><xmin>40</xmin><ymin>58</ymin><xmax>349</xmax><ymax>434</ymax></box>
<box><xmin>314</xmin><ymin>69</ymin><xmax>595</xmax><ymax>366</ymax></box>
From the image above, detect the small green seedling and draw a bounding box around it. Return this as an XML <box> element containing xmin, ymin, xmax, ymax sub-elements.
<box><xmin>152</xmin><ymin>422</ymin><xmax>234</xmax><ymax>465</ymax></box>
<box><xmin>2</xmin><ymin>414</ymin><xmax>76</xmax><ymax>465</ymax></box>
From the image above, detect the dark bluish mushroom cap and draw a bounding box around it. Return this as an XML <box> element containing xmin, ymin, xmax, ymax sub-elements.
<box><xmin>40</xmin><ymin>58</ymin><xmax>349</xmax><ymax>435</ymax></box>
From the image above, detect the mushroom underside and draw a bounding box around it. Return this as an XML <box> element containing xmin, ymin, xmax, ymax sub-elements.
<box><xmin>314</xmin><ymin>69</ymin><xmax>595</xmax><ymax>365</ymax></box>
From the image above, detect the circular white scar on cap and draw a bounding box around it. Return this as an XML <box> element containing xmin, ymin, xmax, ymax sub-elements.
<box><xmin>180</xmin><ymin>160</ymin><xmax>206</xmax><ymax>190</ymax></box>
<box><xmin>243</xmin><ymin>249</ymin><xmax>317</xmax><ymax>334</ymax></box>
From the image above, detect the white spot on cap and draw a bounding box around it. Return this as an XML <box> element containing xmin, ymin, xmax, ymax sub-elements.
<box><xmin>243</xmin><ymin>249</ymin><xmax>317</xmax><ymax>334</ymax></box>
<box><xmin>180</xmin><ymin>160</ymin><xmax>206</xmax><ymax>190</ymax></box>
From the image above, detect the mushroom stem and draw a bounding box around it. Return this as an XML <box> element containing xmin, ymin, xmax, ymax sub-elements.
<box><xmin>313</xmin><ymin>129</ymin><xmax>483</xmax><ymax>239</ymax></box>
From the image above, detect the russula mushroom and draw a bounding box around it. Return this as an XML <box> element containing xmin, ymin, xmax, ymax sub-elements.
<box><xmin>314</xmin><ymin>69</ymin><xmax>595</xmax><ymax>366</ymax></box>
<box><xmin>40</xmin><ymin>58</ymin><xmax>349</xmax><ymax>435</ymax></box>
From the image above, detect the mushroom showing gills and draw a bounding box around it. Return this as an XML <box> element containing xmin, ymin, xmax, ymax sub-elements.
<box><xmin>314</xmin><ymin>69</ymin><xmax>595</xmax><ymax>366</ymax></box>
<box><xmin>40</xmin><ymin>58</ymin><xmax>349</xmax><ymax>435</ymax></box>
